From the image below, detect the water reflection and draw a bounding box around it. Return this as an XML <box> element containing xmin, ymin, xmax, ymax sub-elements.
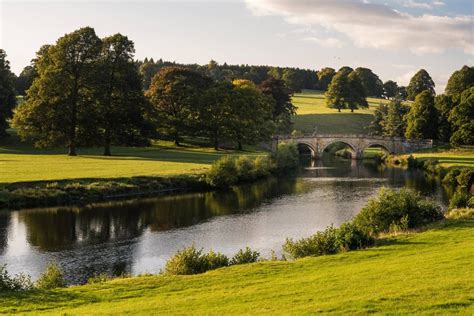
<box><xmin>0</xmin><ymin>156</ymin><xmax>450</xmax><ymax>284</ymax></box>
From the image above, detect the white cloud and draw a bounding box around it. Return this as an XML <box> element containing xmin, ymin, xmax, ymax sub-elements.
<box><xmin>433</xmin><ymin>1</ymin><xmax>445</xmax><ymax>7</ymax></box>
<box><xmin>245</xmin><ymin>0</ymin><xmax>474</xmax><ymax>55</ymax></box>
<box><xmin>403</xmin><ymin>0</ymin><xmax>432</xmax><ymax>10</ymax></box>
<box><xmin>302</xmin><ymin>37</ymin><xmax>344</xmax><ymax>48</ymax></box>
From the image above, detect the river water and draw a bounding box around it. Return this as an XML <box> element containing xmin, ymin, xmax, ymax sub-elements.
<box><xmin>0</xmin><ymin>156</ymin><xmax>449</xmax><ymax>284</ymax></box>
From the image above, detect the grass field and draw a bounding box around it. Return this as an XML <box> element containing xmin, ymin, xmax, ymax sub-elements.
<box><xmin>1</xmin><ymin>219</ymin><xmax>472</xmax><ymax>315</ymax></box>
<box><xmin>394</xmin><ymin>147</ymin><xmax>474</xmax><ymax>169</ymax></box>
<box><xmin>291</xmin><ymin>90</ymin><xmax>390</xmax><ymax>134</ymax></box>
<box><xmin>0</xmin><ymin>132</ymin><xmax>263</xmax><ymax>184</ymax></box>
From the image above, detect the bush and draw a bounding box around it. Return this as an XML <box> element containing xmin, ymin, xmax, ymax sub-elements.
<box><xmin>445</xmin><ymin>208</ymin><xmax>474</xmax><ymax>219</ymax></box>
<box><xmin>271</xmin><ymin>142</ymin><xmax>299</xmax><ymax>172</ymax></box>
<box><xmin>0</xmin><ymin>265</ymin><xmax>33</xmax><ymax>292</ymax></box>
<box><xmin>87</xmin><ymin>273</ymin><xmax>111</xmax><ymax>284</ymax></box>
<box><xmin>235</xmin><ymin>156</ymin><xmax>256</xmax><ymax>182</ymax></box>
<box><xmin>35</xmin><ymin>263</ymin><xmax>65</xmax><ymax>290</ymax></box>
<box><xmin>283</xmin><ymin>225</ymin><xmax>339</xmax><ymax>259</ymax></box>
<box><xmin>422</xmin><ymin>159</ymin><xmax>440</xmax><ymax>174</ymax></box>
<box><xmin>253</xmin><ymin>156</ymin><xmax>273</xmax><ymax>178</ymax></box>
<box><xmin>456</xmin><ymin>169</ymin><xmax>474</xmax><ymax>191</ymax></box>
<box><xmin>202</xmin><ymin>250</ymin><xmax>229</xmax><ymax>271</ymax></box>
<box><xmin>449</xmin><ymin>191</ymin><xmax>471</xmax><ymax>210</ymax></box>
<box><xmin>164</xmin><ymin>246</ymin><xmax>229</xmax><ymax>275</ymax></box>
<box><xmin>206</xmin><ymin>156</ymin><xmax>238</xmax><ymax>188</ymax></box>
<box><xmin>443</xmin><ymin>168</ymin><xmax>462</xmax><ymax>186</ymax></box>
<box><xmin>406</xmin><ymin>155</ymin><xmax>420</xmax><ymax>169</ymax></box>
<box><xmin>353</xmin><ymin>188</ymin><xmax>443</xmax><ymax>235</ymax></box>
<box><xmin>230</xmin><ymin>247</ymin><xmax>260</xmax><ymax>265</ymax></box>
<box><xmin>335</xmin><ymin>222</ymin><xmax>374</xmax><ymax>251</ymax></box>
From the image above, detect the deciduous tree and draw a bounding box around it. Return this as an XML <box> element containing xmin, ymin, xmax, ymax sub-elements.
<box><xmin>449</xmin><ymin>87</ymin><xmax>474</xmax><ymax>146</ymax></box>
<box><xmin>405</xmin><ymin>90</ymin><xmax>438</xmax><ymax>139</ymax></box>
<box><xmin>0</xmin><ymin>49</ymin><xmax>17</xmax><ymax>138</ymax></box>
<box><xmin>383</xmin><ymin>80</ymin><xmax>398</xmax><ymax>99</ymax></box>
<box><xmin>407</xmin><ymin>69</ymin><xmax>435</xmax><ymax>101</ymax></box>
<box><xmin>317</xmin><ymin>67</ymin><xmax>335</xmax><ymax>91</ymax></box>
<box><xmin>445</xmin><ymin>65</ymin><xmax>474</xmax><ymax>103</ymax></box>
<box><xmin>353</xmin><ymin>67</ymin><xmax>384</xmax><ymax>97</ymax></box>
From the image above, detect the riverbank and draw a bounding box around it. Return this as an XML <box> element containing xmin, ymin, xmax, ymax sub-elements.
<box><xmin>1</xmin><ymin>218</ymin><xmax>472</xmax><ymax>314</ymax></box>
<box><xmin>388</xmin><ymin>146</ymin><xmax>474</xmax><ymax>169</ymax></box>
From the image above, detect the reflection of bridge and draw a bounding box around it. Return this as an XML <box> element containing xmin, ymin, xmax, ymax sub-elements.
<box><xmin>274</xmin><ymin>134</ymin><xmax>433</xmax><ymax>160</ymax></box>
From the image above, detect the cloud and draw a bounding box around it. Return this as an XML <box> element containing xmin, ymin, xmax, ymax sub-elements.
<box><xmin>245</xmin><ymin>0</ymin><xmax>474</xmax><ymax>55</ymax></box>
<box><xmin>302</xmin><ymin>37</ymin><xmax>344</xmax><ymax>48</ymax></box>
<box><xmin>403</xmin><ymin>0</ymin><xmax>433</xmax><ymax>10</ymax></box>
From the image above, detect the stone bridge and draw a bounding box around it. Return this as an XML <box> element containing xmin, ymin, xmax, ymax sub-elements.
<box><xmin>274</xmin><ymin>134</ymin><xmax>433</xmax><ymax>159</ymax></box>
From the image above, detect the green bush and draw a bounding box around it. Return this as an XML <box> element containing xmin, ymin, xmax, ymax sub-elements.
<box><xmin>353</xmin><ymin>188</ymin><xmax>443</xmax><ymax>235</ymax></box>
<box><xmin>0</xmin><ymin>265</ymin><xmax>33</xmax><ymax>292</ymax></box>
<box><xmin>422</xmin><ymin>159</ymin><xmax>440</xmax><ymax>174</ymax></box>
<box><xmin>235</xmin><ymin>156</ymin><xmax>256</xmax><ymax>182</ymax></box>
<box><xmin>230</xmin><ymin>247</ymin><xmax>260</xmax><ymax>265</ymax></box>
<box><xmin>283</xmin><ymin>226</ymin><xmax>339</xmax><ymax>259</ymax></box>
<box><xmin>449</xmin><ymin>191</ymin><xmax>471</xmax><ymax>210</ymax></box>
<box><xmin>271</xmin><ymin>142</ymin><xmax>299</xmax><ymax>172</ymax></box>
<box><xmin>335</xmin><ymin>222</ymin><xmax>374</xmax><ymax>251</ymax></box>
<box><xmin>164</xmin><ymin>246</ymin><xmax>229</xmax><ymax>275</ymax></box>
<box><xmin>253</xmin><ymin>156</ymin><xmax>273</xmax><ymax>178</ymax></box>
<box><xmin>35</xmin><ymin>263</ymin><xmax>65</xmax><ymax>290</ymax></box>
<box><xmin>202</xmin><ymin>250</ymin><xmax>229</xmax><ymax>271</ymax></box>
<box><xmin>443</xmin><ymin>168</ymin><xmax>462</xmax><ymax>186</ymax></box>
<box><xmin>456</xmin><ymin>169</ymin><xmax>474</xmax><ymax>191</ymax></box>
<box><xmin>206</xmin><ymin>156</ymin><xmax>239</xmax><ymax>188</ymax></box>
<box><xmin>87</xmin><ymin>273</ymin><xmax>112</xmax><ymax>284</ymax></box>
<box><xmin>406</xmin><ymin>155</ymin><xmax>420</xmax><ymax>169</ymax></box>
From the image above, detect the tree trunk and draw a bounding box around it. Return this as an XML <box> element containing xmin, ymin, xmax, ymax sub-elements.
<box><xmin>214</xmin><ymin>131</ymin><xmax>219</xmax><ymax>150</ymax></box>
<box><xmin>351</xmin><ymin>108</ymin><xmax>354</xmax><ymax>113</ymax></box>
<box><xmin>104</xmin><ymin>132</ymin><xmax>111</xmax><ymax>156</ymax></box>
<box><xmin>68</xmin><ymin>79</ymin><xmax>78</xmax><ymax>156</ymax></box>
<box><xmin>237</xmin><ymin>141</ymin><xmax>243</xmax><ymax>151</ymax></box>
<box><xmin>174</xmin><ymin>132</ymin><xmax>180</xmax><ymax>146</ymax></box>
<box><xmin>338</xmin><ymin>108</ymin><xmax>341</xmax><ymax>112</ymax></box>
<box><xmin>68</xmin><ymin>142</ymin><xmax>77</xmax><ymax>156</ymax></box>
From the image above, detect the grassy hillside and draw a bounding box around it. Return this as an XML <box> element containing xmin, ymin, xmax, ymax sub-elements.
<box><xmin>393</xmin><ymin>147</ymin><xmax>474</xmax><ymax>169</ymax></box>
<box><xmin>1</xmin><ymin>219</ymin><xmax>472</xmax><ymax>315</ymax></box>
<box><xmin>0</xmin><ymin>133</ymin><xmax>263</xmax><ymax>184</ymax></box>
<box><xmin>292</xmin><ymin>90</ymin><xmax>389</xmax><ymax>134</ymax></box>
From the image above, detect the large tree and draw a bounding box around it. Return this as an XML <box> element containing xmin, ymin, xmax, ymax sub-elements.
<box><xmin>326</xmin><ymin>70</ymin><xmax>368</xmax><ymax>112</ymax></box>
<box><xmin>146</xmin><ymin>67</ymin><xmax>212</xmax><ymax>145</ymax></box>
<box><xmin>449</xmin><ymin>87</ymin><xmax>474</xmax><ymax>146</ymax></box>
<box><xmin>0</xmin><ymin>49</ymin><xmax>17</xmax><ymax>138</ymax></box>
<box><xmin>15</xmin><ymin>65</ymin><xmax>36</xmax><ymax>96</ymax></box>
<box><xmin>368</xmin><ymin>104</ymin><xmax>389</xmax><ymax>136</ymax></box>
<box><xmin>13</xmin><ymin>27</ymin><xmax>102</xmax><ymax>155</ymax></box>
<box><xmin>94</xmin><ymin>34</ymin><xmax>153</xmax><ymax>155</ymax></box>
<box><xmin>434</xmin><ymin>94</ymin><xmax>455</xmax><ymax>143</ymax></box>
<box><xmin>383</xmin><ymin>80</ymin><xmax>398</xmax><ymax>99</ymax></box>
<box><xmin>281</xmin><ymin>68</ymin><xmax>305</xmax><ymax>92</ymax></box>
<box><xmin>405</xmin><ymin>90</ymin><xmax>438</xmax><ymax>139</ymax></box>
<box><xmin>258</xmin><ymin>77</ymin><xmax>296</xmax><ymax>133</ymax></box>
<box><xmin>445</xmin><ymin>65</ymin><xmax>474</xmax><ymax>103</ymax></box>
<box><xmin>382</xmin><ymin>99</ymin><xmax>410</xmax><ymax>137</ymax></box>
<box><xmin>317</xmin><ymin>67</ymin><xmax>335</xmax><ymax>91</ymax></box>
<box><xmin>353</xmin><ymin>67</ymin><xmax>384</xmax><ymax>97</ymax></box>
<box><xmin>407</xmin><ymin>69</ymin><xmax>435</xmax><ymax>101</ymax></box>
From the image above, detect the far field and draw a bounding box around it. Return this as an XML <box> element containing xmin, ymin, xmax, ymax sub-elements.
<box><xmin>1</xmin><ymin>219</ymin><xmax>472</xmax><ymax>314</ymax></box>
<box><xmin>291</xmin><ymin>90</ymin><xmax>390</xmax><ymax>134</ymax></box>
<box><xmin>394</xmin><ymin>147</ymin><xmax>474</xmax><ymax>169</ymax></box>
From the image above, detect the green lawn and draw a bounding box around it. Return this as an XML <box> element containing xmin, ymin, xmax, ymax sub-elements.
<box><xmin>292</xmin><ymin>90</ymin><xmax>390</xmax><ymax>134</ymax></box>
<box><xmin>0</xmin><ymin>133</ymin><xmax>263</xmax><ymax>184</ymax></box>
<box><xmin>1</xmin><ymin>219</ymin><xmax>472</xmax><ymax>315</ymax></box>
<box><xmin>396</xmin><ymin>147</ymin><xmax>474</xmax><ymax>169</ymax></box>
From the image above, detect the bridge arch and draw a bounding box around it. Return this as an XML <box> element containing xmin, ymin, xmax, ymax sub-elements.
<box><xmin>321</xmin><ymin>140</ymin><xmax>358</xmax><ymax>159</ymax></box>
<box><xmin>362</xmin><ymin>143</ymin><xmax>393</xmax><ymax>154</ymax></box>
<box><xmin>296</xmin><ymin>142</ymin><xmax>317</xmax><ymax>158</ymax></box>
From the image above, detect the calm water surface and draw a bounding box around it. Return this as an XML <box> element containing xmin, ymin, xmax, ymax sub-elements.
<box><xmin>0</xmin><ymin>157</ymin><xmax>449</xmax><ymax>284</ymax></box>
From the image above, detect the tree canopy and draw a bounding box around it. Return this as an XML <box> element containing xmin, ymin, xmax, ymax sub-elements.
<box><xmin>448</xmin><ymin>87</ymin><xmax>474</xmax><ymax>146</ymax></box>
<box><xmin>407</xmin><ymin>69</ymin><xmax>435</xmax><ymax>101</ymax></box>
<box><xmin>445</xmin><ymin>65</ymin><xmax>474</xmax><ymax>103</ymax></box>
<box><xmin>326</xmin><ymin>70</ymin><xmax>368</xmax><ymax>112</ymax></box>
<box><xmin>353</xmin><ymin>67</ymin><xmax>384</xmax><ymax>98</ymax></box>
<box><xmin>405</xmin><ymin>90</ymin><xmax>438</xmax><ymax>139</ymax></box>
<box><xmin>0</xmin><ymin>49</ymin><xmax>17</xmax><ymax>138</ymax></box>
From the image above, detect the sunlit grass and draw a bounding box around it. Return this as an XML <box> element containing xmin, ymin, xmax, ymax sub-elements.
<box><xmin>0</xmin><ymin>219</ymin><xmax>472</xmax><ymax>314</ymax></box>
<box><xmin>396</xmin><ymin>147</ymin><xmax>474</xmax><ymax>169</ymax></box>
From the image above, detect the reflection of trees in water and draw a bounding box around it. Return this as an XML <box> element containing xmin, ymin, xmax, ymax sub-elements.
<box><xmin>0</xmin><ymin>213</ymin><xmax>10</xmax><ymax>255</ymax></box>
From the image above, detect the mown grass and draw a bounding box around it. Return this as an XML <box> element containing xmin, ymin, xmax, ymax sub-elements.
<box><xmin>395</xmin><ymin>147</ymin><xmax>474</xmax><ymax>169</ymax></box>
<box><xmin>292</xmin><ymin>90</ymin><xmax>390</xmax><ymax>134</ymax></box>
<box><xmin>1</xmin><ymin>219</ymin><xmax>472</xmax><ymax>315</ymax></box>
<box><xmin>0</xmin><ymin>132</ymin><xmax>264</xmax><ymax>184</ymax></box>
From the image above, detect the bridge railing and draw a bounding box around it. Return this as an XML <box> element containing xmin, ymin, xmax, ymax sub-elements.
<box><xmin>274</xmin><ymin>134</ymin><xmax>433</xmax><ymax>146</ymax></box>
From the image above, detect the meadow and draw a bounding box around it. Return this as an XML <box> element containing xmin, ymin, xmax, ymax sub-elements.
<box><xmin>394</xmin><ymin>147</ymin><xmax>474</xmax><ymax>169</ymax></box>
<box><xmin>1</xmin><ymin>218</ymin><xmax>472</xmax><ymax>315</ymax></box>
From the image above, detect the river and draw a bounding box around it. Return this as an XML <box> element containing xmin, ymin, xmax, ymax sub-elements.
<box><xmin>0</xmin><ymin>156</ymin><xmax>450</xmax><ymax>284</ymax></box>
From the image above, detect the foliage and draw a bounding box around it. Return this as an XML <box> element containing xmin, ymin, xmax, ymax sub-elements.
<box><xmin>448</xmin><ymin>191</ymin><xmax>471</xmax><ymax>210</ymax></box>
<box><xmin>235</xmin><ymin>156</ymin><xmax>256</xmax><ymax>182</ymax></box>
<box><xmin>230</xmin><ymin>247</ymin><xmax>260</xmax><ymax>265</ymax></box>
<box><xmin>383</xmin><ymin>80</ymin><xmax>398</xmax><ymax>99</ymax></box>
<box><xmin>164</xmin><ymin>246</ymin><xmax>208</xmax><ymax>275</ymax></box>
<box><xmin>335</xmin><ymin>222</ymin><xmax>374</xmax><ymax>251</ymax></box>
<box><xmin>317</xmin><ymin>67</ymin><xmax>336</xmax><ymax>91</ymax></box>
<box><xmin>422</xmin><ymin>159</ymin><xmax>440</xmax><ymax>174</ymax></box>
<box><xmin>326</xmin><ymin>70</ymin><xmax>368</xmax><ymax>112</ymax></box>
<box><xmin>407</xmin><ymin>69</ymin><xmax>435</xmax><ymax>101</ymax></box>
<box><xmin>456</xmin><ymin>168</ymin><xmax>474</xmax><ymax>191</ymax></box>
<box><xmin>405</xmin><ymin>90</ymin><xmax>438</xmax><ymax>140</ymax></box>
<box><xmin>271</xmin><ymin>142</ymin><xmax>299</xmax><ymax>172</ymax></box>
<box><xmin>442</xmin><ymin>168</ymin><xmax>462</xmax><ymax>186</ymax></box>
<box><xmin>368</xmin><ymin>104</ymin><xmax>388</xmax><ymax>136</ymax></box>
<box><xmin>35</xmin><ymin>263</ymin><xmax>66</xmax><ymax>290</ymax></box>
<box><xmin>206</xmin><ymin>156</ymin><xmax>239</xmax><ymax>188</ymax></box>
<box><xmin>14</xmin><ymin>65</ymin><xmax>36</xmax><ymax>96</ymax></box>
<box><xmin>202</xmin><ymin>250</ymin><xmax>230</xmax><ymax>271</ymax></box>
<box><xmin>0</xmin><ymin>265</ymin><xmax>33</xmax><ymax>292</ymax></box>
<box><xmin>382</xmin><ymin>99</ymin><xmax>410</xmax><ymax>137</ymax></box>
<box><xmin>281</xmin><ymin>68</ymin><xmax>305</xmax><ymax>92</ymax></box>
<box><xmin>353</xmin><ymin>67</ymin><xmax>384</xmax><ymax>98</ymax></box>
<box><xmin>0</xmin><ymin>49</ymin><xmax>17</xmax><ymax>138</ymax></box>
<box><xmin>449</xmin><ymin>87</ymin><xmax>474</xmax><ymax>146</ymax></box>
<box><xmin>283</xmin><ymin>225</ymin><xmax>339</xmax><ymax>259</ymax></box>
<box><xmin>445</xmin><ymin>65</ymin><xmax>474</xmax><ymax>103</ymax></box>
<box><xmin>445</xmin><ymin>208</ymin><xmax>474</xmax><ymax>219</ymax></box>
<box><xmin>353</xmin><ymin>187</ymin><xmax>443</xmax><ymax>234</ymax></box>
<box><xmin>435</xmin><ymin>94</ymin><xmax>455</xmax><ymax>143</ymax></box>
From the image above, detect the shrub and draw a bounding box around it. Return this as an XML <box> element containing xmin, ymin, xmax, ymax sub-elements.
<box><xmin>283</xmin><ymin>225</ymin><xmax>338</xmax><ymax>259</ymax></box>
<box><xmin>35</xmin><ymin>263</ymin><xmax>65</xmax><ymax>290</ymax></box>
<box><xmin>0</xmin><ymin>265</ymin><xmax>33</xmax><ymax>292</ymax></box>
<box><xmin>206</xmin><ymin>156</ymin><xmax>238</xmax><ymax>188</ymax></box>
<box><xmin>335</xmin><ymin>222</ymin><xmax>374</xmax><ymax>251</ymax></box>
<box><xmin>202</xmin><ymin>250</ymin><xmax>229</xmax><ymax>271</ymax></box>
<box><xmin>456</xmin><ymin>169</ymin><xmax>474</xmax><ymax>191</ymax></box>
<box><xmin>406</xmin><ymin>155</ymin><xmax>420</xmax><ymax>169</ymax></box>
<box><xmin>253</xmin><ymin>156</ymin><xmax>273</xmax><ymax>178</ymax></box>
<box><xmin>271</xmin><ymin>142</ymin><xmax>299</xmax><ymax>172</ymax></box>
<box><xmin>443</xmin><ymin>168</ymin><xmax>462</xmax><ymax>186</ymax></box>
<box><xmin>164</xmin><ymin>246</ymin><xmax>229</xmax><ymax>275</ymax></box>
<box><xmin>87</xmin><ymin>273</ymin><xmax>111</xmax><ymax>284</ymax></box>
<box><xmin>445</xmin><ymin>208</ymin><xmax>474</xmax><ymax>219</ymax></box>
<box><xmin>449</xmin><ymin>191</ymin><xmax>471</xmax><ymax>210</ymax></box>
<box><xmin>353</xmin><ymin>188</ymin><xmax>443</xmax><ymax>235</ymax></box>
<box><xmin>422</xmin><ymin>159</ymin><xmax>440</xmax><ymax>174</ymax></box>
<box><xmin>235</xmin><ymin>156</ymin><xmax>256</xmax><ymax>182</ymax></box>
<box><xmin>230</xmin><ymin>247</ymin><xmax>260</xmax><ymax>265</ymax></box>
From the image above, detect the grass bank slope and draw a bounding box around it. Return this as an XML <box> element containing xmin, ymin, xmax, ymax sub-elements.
<box><xmin>394</xmin><ymin>147</ymin><xmax>474</xmax><ymax>169</ymax></box>
<box><xmin>292</xmin><ymin>90</ymin><xmax>389</xmax><ymax>134</ymax></box>
<box><xmin>1</xmin><ymin>219</ymin><xmax>472</xmax><ymax>315</ymax></box>
<box><xmin>0</xmin><ymin>133</ymin><xmax>263</xmax><ymax>184</ymax></box>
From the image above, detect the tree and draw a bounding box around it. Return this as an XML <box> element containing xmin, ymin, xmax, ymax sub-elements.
<box><xmin>326</xmin><ymin>70</ymin><xmax>368</xmax><ymax>112</ymax></box>
<box><xmin>230</xmin><ymin>80</ymin><xmax>274</xmax><ymax>150</ymax></box>
<box><xmin>146</xmin><ymin>67</ymin><xmax>212</xmax><ymax>145</ymax></box>
<box><xmin>434</xmin><ymin>95</ymin><xmax>454</xmax><ymax>143</ymax></box>
<box><xmin>317</xmin><ymin>67</ymin><xmax>335</xmax><ymax>91</ymax></box>
<box><xmin>281</xmin><ymin>68</ymin><xmax>305</xmax><ymax>92</ymax></box>
<box><xmin>382</xmin><ymin>99</ymin><xmax>410</xmax><ymax>137</ymax></box>
<box><xmin>397</xmin><ymin>86</ymin><xmax>408</xmax><ymax>100</ymax></box>
<box><xmin>353</xmin><ymin>67</ymin><xmax>384</xmax><ymax>97</ymax></box>
<box><xmin>445</xmin><ymin>66</ymin><xmax>474</xmax><ymax>103</ymax></box>
<box><xmin>405</xmin><ymin>90</ymin><xmax>438</xmax><ymax>139</ymax></box>
<box><xmin>258</xmin><ymin>77</ymin><xmax>296</xmax><ymax>133</ymax></box>
<box><xmin>449</xmin><ymin>87</ymin><xmax>474</xmax><ymax>146</ymax></box>
<box><xmin>15</xmin><ymin>65</ymin><xmax>36</xmax><ymax>96</ymax></box>
<box><xmin>267</xmin><ymin>67</ymin><xmax>282</xmax><ymax>80</ymax></box>
<box><xmin>407</xmin><ymin>69</ymin><xmax>435</xmax><ymax>101</ymax></box>
<box><xmin>383</xmin><ymin>80</ymin><xmax>398</xmax><ymax>99</ymax></box>
<box><xmin>94</xmin><ymin>34</ymin><xmax>153</xmax><ymax>156</ymax></box>
<box><xmin>337</xmin><ymin>66</ymin><xmax>354</xmax><ymax>76</ymax></box>
<box><xmin>0</xmin><ymin>49</ymin><xmax>17</xmax><ymax>138</ymax></box>
<box><xmin>368</xmin><ymin>104</ymin><xmax>388</xmax><ymax>136</ymax></box>
<box><xmin>13</xmin><ymin>27</ymin><xmax>102</xmax><ymax>155</ymax></box>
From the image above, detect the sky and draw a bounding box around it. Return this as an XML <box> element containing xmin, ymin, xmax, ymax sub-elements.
<box><xmin>1</xmin><ymin>0</ymin><xmax>473</xmax><ymax>92</ymax></box>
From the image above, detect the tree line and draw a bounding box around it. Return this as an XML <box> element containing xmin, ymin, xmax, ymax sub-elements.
<box><xmin>369</xmin><ymin>67</ymin><xmax>474</xmax><ymax>146</ymax></box>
